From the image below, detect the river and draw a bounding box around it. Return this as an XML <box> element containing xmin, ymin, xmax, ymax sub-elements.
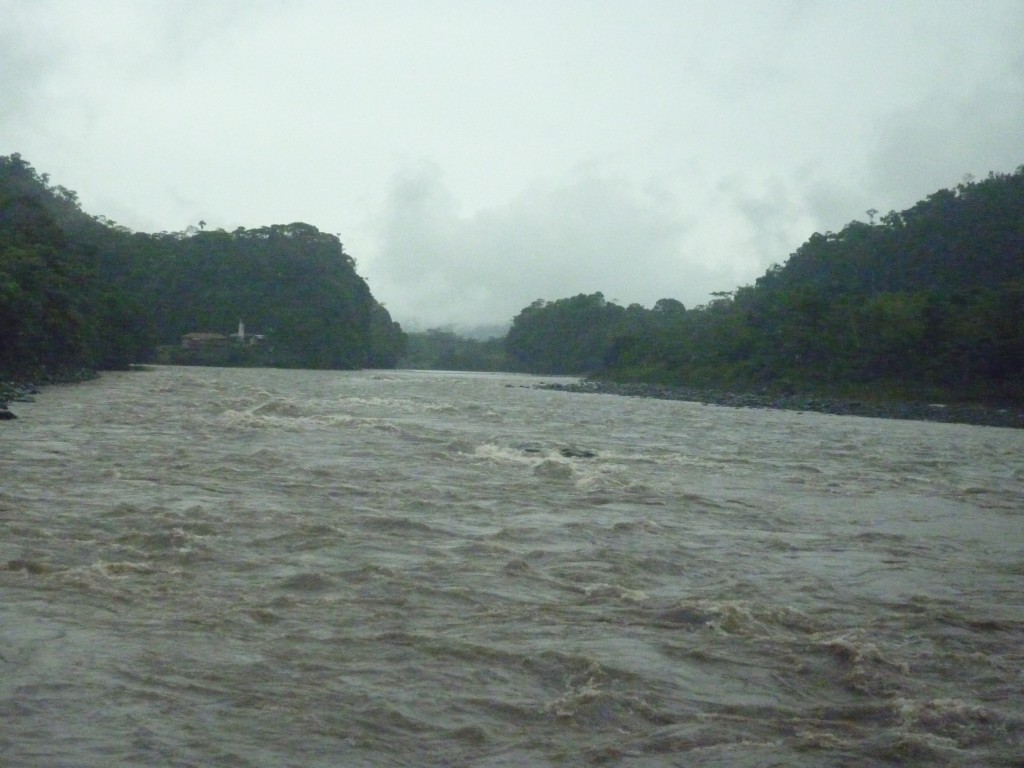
<box><xmin>2</xmin><ymin>366</ymin><xmax>1021</xmax><ymax>766</ymax></box>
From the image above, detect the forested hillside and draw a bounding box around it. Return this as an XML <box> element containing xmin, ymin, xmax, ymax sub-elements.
<box><xmin>0</xmin><ymin>155</ymin><xmax>149</xmax><ymax>377</ymax></box>
<box><xmin>6</xmin><ymin>152</ymin><xmax>1021</xmax><ymax>404</ymax></box>
<box><xmin>400</xmin><ymin>329</ymin><xmax>509</xmax><ymax>371</ymax></box>
<box><xmin>0</xmin><ymin>154</ymin><xmax>405</xmax><ymax>381</ymax></box>
<box><xmin>506</xmin><ymin>168</ymin><xmax>1024</xmax><ymax>403</ymax></box>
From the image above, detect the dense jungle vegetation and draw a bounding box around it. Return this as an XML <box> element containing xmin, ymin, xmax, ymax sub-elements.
<box><xmin>4</xmin><ymin>152</ymin><xmax>1022</xmax><ymax>407</ymax></box>
<box><xmin>400</xmin><ymin>329</ymin><xmax>510</xmax><ymax>372</ymax></box>
<box><xmin>0</xmin><ymin>153</ymin><xmax>405</xmax><ymax>382</ymax></box>
<box><xmin>504</xmin><ymin>168</ymin><xmax>1024</xmax><ymax>403</ymax></box>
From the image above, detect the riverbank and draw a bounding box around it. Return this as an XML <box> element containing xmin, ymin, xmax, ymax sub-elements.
<box><xmin>538</xmin><ymin>380</ymin><xmax>1024</xmax><ymax>429</ymax></box>
<box><xmin>1</xmin><ymin>369</ymin><xmax>97</xmax><ymax>421</ymax></box>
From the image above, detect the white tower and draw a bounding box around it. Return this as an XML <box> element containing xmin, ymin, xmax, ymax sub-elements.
<box><xmin>237</xmin><ymin>320</ymin><xmax>245</xmax><ymax>342</ymax></box>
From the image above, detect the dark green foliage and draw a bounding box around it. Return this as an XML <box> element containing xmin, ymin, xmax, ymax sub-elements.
<box><xmin>506</xmin><ymin>168</ymin><xmax>1024</xmax><ymax>403</ymax></box>
<box><xmin>505</xmin><ymin>293</ymin><xmax>628</xmax><ymax>374</ymax></box>
<box><xmin>154</xmin><ymin>341</ymin><xmax>273</xmax><ymax>368</ymax></box>
<box><xmin>367</xmin><ymin>302</ymin><xmax>408</xmax><ymax>368</ymax></box>
<box><xmin>0</xmin><ymin>154</ymin><xmax>147</xmax><ymax>378</ymax></box>
<box><xmin>123</xmin><ymin>223</ymin><xmax>395</xmax><ymax>370</ymax></box>
<box><xmin>401</xmin><ymin>329</ymin><xmax>510</xmax><ymax>371</ymax></box>
<box><xmin>0</xmin><ymin>154</ymin><xmax>405</xmax><ymax>380</ymax></box>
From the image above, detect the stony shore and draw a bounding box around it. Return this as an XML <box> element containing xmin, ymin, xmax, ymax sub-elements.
<box><xmin>1</xmin><ymin>369</ymin><xmax>97</xmax><ymax>421</ymax></box>
<box><xmin>538</xmin><ymin>380</ymin><xmax>1024</xmax><ymax>430</ymax></box>
<box><xmin>0</xmin><ymin>383</ymin><xmax>38</xmax><ymax>420</ymax></box>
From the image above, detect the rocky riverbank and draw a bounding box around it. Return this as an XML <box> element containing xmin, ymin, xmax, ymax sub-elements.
<box><xmin>538</xmin><ymin>380</ymin><xmax>1024</xmax><ymax>429</ymax></box>
<box><xmin>1</xmin><ymin>369</ymin><xmax>97</xmax><ymax>421</ymax></box>
<box><xmin>0</xmin><ymin>383</ymin><xmax>39</xmax><ymax>420</ymax></box>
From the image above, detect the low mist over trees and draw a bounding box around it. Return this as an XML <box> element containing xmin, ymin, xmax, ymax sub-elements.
<box><xmin>504</xmin><ymin>167</ymin><xmax>1024</xmax><ymax>403</ymax></box>
<box><xmin>1</xmin><ymin>154</ymin><xmax>405</xmax><ymax>381</ymax></box>
<box><xmin>399</xmin><ymin>328</ymin><xmax>509</xmax><ymax>371</ymax></box>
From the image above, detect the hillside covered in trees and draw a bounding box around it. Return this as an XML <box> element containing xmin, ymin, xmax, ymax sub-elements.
<box><xmin>506</xmin><ymin>167</ymin><xmax>1024</xmax><ymax>404</ymax></box>
<box><xmin>399</xmin><ymin>329</ymin><xmax>510</xmax><ymax>372</ymax></box>
<box><xmin>5</xmin><ymin>152</ymin><xmax>1022</xmax><ymax>408</ymax></box>
<box><xmin>0</xmin><ymin>154</ymin><xmax>405</xmax><ymax>383</ymax></box>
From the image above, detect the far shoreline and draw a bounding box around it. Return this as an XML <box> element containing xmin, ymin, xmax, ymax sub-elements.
<box><xmin>1</xmin><ymin>368</ymin><xmax>99</xmax><ymax>421</ymax></box>
<box><xmin>537</xmin><ymin>380</ymin><xmax>1024</xmax><ymax>430</ymax></box>
<box><xmin>5</xmin><ymin>368</ymin><xmax>1022</xmax><ymax>429</ymax></box>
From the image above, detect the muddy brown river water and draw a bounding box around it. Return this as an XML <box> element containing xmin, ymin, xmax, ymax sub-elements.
<box><xmin>2</xmin><ymin>366</ymin><xmax>1022</xmax><ymax>766</ymax></box>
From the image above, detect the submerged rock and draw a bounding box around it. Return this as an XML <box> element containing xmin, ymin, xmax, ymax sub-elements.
<box><xmin>516</xmin><ymin>443</ymin><xmax>598</xmax><ymax>458</ymax></box>
<box><xmin>559</xmin><ymin>446</ymin><xmax>597</xmax><ymax>458</ymax></box>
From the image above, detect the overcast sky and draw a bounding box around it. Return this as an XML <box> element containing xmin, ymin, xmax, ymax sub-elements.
<box><xmin>3</xmin><ymin>1</ymin><xmax>1022</xmax><ymax>331</ymax></box>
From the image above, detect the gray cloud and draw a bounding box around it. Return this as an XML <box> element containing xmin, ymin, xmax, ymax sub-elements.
<box><xmin>0</xmin><ymin>3</ymin><xmax>62</xmax><ymax>129</ymax></box>
<box><xmin>866</xmin><ymin>61</ymin><xmax>1024</xmax><ymax>213</ymax></box>
<box><xmin>3</xmin><ymin>1</ymin><xmax>1022</xmax><ymax>330</ymax></box>
<box><xmin>371</xmin><ymin>162</ymin><xmax>721</xmax><ymax>328</ymax></box>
